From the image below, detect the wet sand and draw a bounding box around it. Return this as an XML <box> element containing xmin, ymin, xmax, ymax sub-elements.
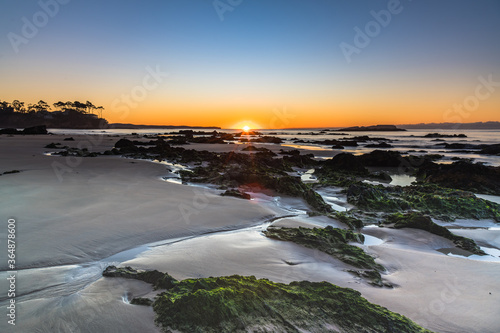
<box><xmin>1</xmin><ymin>134</ymin><xmax>499</xmax><ymax>333</ymax></box>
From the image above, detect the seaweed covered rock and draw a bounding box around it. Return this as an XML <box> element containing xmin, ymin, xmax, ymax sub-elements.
<box><xmin>151</xmin><ymin>275</ymin><xmax>432</xmax><ymax>333</ymax></box>
<box><xmin>417</xmin><ymin>160</ymin><xmax>500</xmax><ymax>195</ymax></box>
<box><xmin>346</xmin><ymin>183</ymin><xmax>500</xmax><ymax>222</ymax></box>
<box><xmin>131</xmin><ymin>297</ymin><xmax>154</xmax><ymax>306</ymax></box>
<box><xmin>329</xmin><ymin>211</ymin><xmax>364</xmax><ymax>229</ymax></box>
<box><xmin>384</xmin><ymin>212</ymin><xmax>485</xmax><ymax>255</ymax></box>
<box><xmin>263</xmin><ymin>226</ymin><xmax>384</xmax><ymax>271</ymax></box>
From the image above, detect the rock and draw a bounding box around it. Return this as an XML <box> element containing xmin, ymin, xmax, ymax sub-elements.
<box><xmin>385</xmin><ymin>212</ymin><xmax>485</xmax><ymax>255</ymax></box>
<box><xmin>22</xmin><ymin>125</ymin><xmax>48</xmax><ymax>135</ymax></box>
<box><xmin>0</xmin><ymin>128</ymin><xmax>19</xmax><ymax>135</ymax></box>
<box><xmin>424</xmin><ymin>133</ymin><xmax>467</xmax><ymax>138</ymax></box>
<box><xmin>103</xmin><ymin>265</ymin><xmax>178</xmax><ymax>290</ymax></box>
<box><xmin>480</xmin><ymin>144</ymin><xmax>500</xmax><ymax>155</ymax></box>
<box><xmin>264</xmin><ymin>226</ymin><xmax>383</xmax><ymax>271</ymax></box>
<box><xmin>114</xmin><ymin>138</ymin><xmax>136</xmax><ymax>148</ymax></box>
<box><xmin>221</xmin><ymin>189</ymin><xmax>251</xmax><ymax>200</ymax></box>
<box><xmin>151</xmin><ymin>274</ymin><xmax>431</xmax><ymax>333</ymax></box>
<box><xmin>357</xmin><ymin>150</ymin><xmax>406</xmax><ymax>167</ymax></box>
<box><xmin>417</xmin><ymin>160</ymin><xmax>500</xmax><ymax>195</ymax></box>
<box><xmin>63</xmin><ymin>137</ymin><xmax>75</xmax><ymax>141</ymax></box>
<box><xmin>322</xmin><ymin>153</ymin><xmax>368</xmax><ymax>174</ymax></box>
<box><xmin>130</xmin><ymin>298</ymin><xmax>153</xmax><ymax>306</ymax></box>
<box><xmin>365</xmin><ymin>142</ymin><xmax>393</xmax><ymax>148</ymax></box>
<box><xmin>45</xmin><ymin>143</ymin><xmax>61</xmax><ymax>148</ymax></box>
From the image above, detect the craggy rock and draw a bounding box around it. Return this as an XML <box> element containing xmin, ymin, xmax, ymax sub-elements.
<box><xmin>346</xmin><ymin>182</ymin><xmax>500</xmax><ymax>222</ymax></box>
<box><xmin>480</xmin><ymin>143</ymin><xmax>500</xmax><ymax>155</ymax></box>
<box><xmin>115</xmin><ymin>138</ymin><xmax>136</xmax><ymax>148</ymax></box>
<box><xmin>150</xmin><ymin>275</ymin><xmax>432</xmax><ymax>333</ymax></box>
<box><xmin>130</xmin><ymin>298</ymin><xmax>153</xmax><ymax>306</ymax></box>
<box><xmin>1</xmin><ymin>125</ymin><xmax>48</xmax><ymax>135</ymax></box>
<box><xmin>45</xmin><ymin>142</ymin><xmax>61</xmax><ymax>148</ymax></box>
<box><xmin>357</xmin><ymin>150</ymin><xmax>407</xmax><ymax>168</ymax></box>
<box><xmin>264</xmin><ymin>226</ymin><xmax>383</xmax><ymax>271</ymax></box>
<box><xmin>103</xmin><ymin>265</ymin><xmax>177</xmax><ymax>290</ymax></box>
<box><xmin>417</xmin><ymin>161</ymin><xmax>500</xmax><ymax>195</ymax></box>
<box><xmin>424</xmin><ymin>133</ymin><xmax>467</xmax><ymax>138</ymax></box>
<box><xmin>22</xmin><ymin>125</ymin><xmax>48</xmax><ymax>134</ymax></box>
<box><xmin>384</xmin><ymin>212</ymin><xmax>485</xmax><ymax>255</ymax></box>
<box><xmin>221</xmin><ymin>189</ymin><xmax>251</xmax><ymax>200</ymax></box>
<box><xmin>322</xmin><ymin>153</ymin><xmax>368</xmax><ymax>174</ymax></box>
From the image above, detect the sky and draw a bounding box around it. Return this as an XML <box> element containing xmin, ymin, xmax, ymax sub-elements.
<box><xmin>1</xmin><ymin>0</ymin><xmax>499</xmax><ymax>129</ymax></box>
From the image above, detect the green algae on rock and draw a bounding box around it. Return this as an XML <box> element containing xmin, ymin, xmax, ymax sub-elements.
<box><xmin>383</xmin><ymin>212</ymin><xmax>485</xmax><ymax>255</ymax></box>
<box><xmin>151</xmin><ymin>275</ymin><xmax>432</xmax><ymax>333</ymax></box>
<box><xmin>263</xmin><ymin>226</ymin><xmax>384</xmax><ymax>272</ymax></box>
<box><xmin>102</xmin><ymin>266</ymin><xmax>433</xmax><ymax>333</ymax></box>
<box><xmin>347</xmin><ymin>183</ymin><xmax>500</xmax><ymax>222</ymax></box>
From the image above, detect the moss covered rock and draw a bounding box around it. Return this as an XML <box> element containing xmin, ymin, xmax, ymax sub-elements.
<box><xmin>263</xmin><ymin>226</ymin><xmax>384</xmax><ymax>271</ymax></box>
<box><xmin>151</xmin><ymin>275</ymin><xmax>432</xmax><ymax>333</ymax></box>
<box><xmin>383</xmin><ymin>212</ymin><xmax>485</xmax><ymax>255</ymax></box>
<box><xmin>347</xmin><ymin>183</ymin><xmax>500</xmax><ymax>222</ymax></box>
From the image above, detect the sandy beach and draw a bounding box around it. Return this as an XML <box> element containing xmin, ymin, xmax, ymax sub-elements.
<box><xmin>1</xmin><ymin>133</ymin><xmax>499</xmax><ymax>333</ymax></box>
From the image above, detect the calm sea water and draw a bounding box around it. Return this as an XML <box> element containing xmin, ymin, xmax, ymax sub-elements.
<box><xmin>49</xmin><ymin>128</ymin><xmax>500</xmax><ymax>166</ymax></box>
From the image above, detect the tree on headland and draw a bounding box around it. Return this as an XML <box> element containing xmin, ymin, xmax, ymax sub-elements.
<box><xmin>73</xmin><ymin>101</ymin><xmax>87</xmax><ymax>113</ymax></box>
<box><xmin>96</xmin><ymin>105</ymin><xmax>104</xmax><ymax>118</ymax></box>
<box><xmin>86</xmin><ymin>101</ymin><xmax>95</xmax><ymax>115</ymax></box>
<box><xmin>35</xmin><ymin>100</ymin><xmax>50</xmax><ymax>113</ymax></box>
<box><xmin>12</xmin><ymin>100</ymin><xmax>25</xmax><ymax>113</ymax></box>
<box><xmin>53</xmin><ymin>101</ymin><xmax>66</xmax><ymax>110</ymax></box>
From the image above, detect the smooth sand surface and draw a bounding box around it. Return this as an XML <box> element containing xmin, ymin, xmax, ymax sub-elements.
<box><xmin>0</xmin><ymin>135</ymin><xmax>278</xmax><ymax>269</ymax></box>
<box><xmin>1</xmin><ymin>134</ymin><xmax>499</xmax><ymax>333</ymax></box>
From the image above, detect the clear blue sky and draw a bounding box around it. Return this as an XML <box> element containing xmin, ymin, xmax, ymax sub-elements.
<box><xmin>1</xmin><ymin>0</ymin><xmax>499</xmax><ymax>127</ymax></box>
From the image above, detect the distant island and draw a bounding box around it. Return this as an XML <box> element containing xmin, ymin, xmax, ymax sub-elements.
<box><xmin>399</xmin><ymin>122</ymin><xmax>500</xmax><ymax>130</ymax></box>
<box><xmin>336</xmin><ymin>125</ymin><xmax>406</xmax><ymax>132</ymax></box>
<box><xmin>0</xmin><ymin>99</ymin><xmax>107</xmax><ymax>129</ymax></box>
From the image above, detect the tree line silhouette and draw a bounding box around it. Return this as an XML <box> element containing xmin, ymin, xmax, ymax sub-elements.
<box><xmin>0</xmin><ymin>100</ymin><xmax>108</xmax><ymax>129</ymax></box>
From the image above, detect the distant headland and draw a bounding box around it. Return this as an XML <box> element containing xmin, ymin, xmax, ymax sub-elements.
<box><xmin>0</xmin><ymin>100</ymin><xmax>107</xmax><ymax>129</ymax></box>
<box><xmin>108</xmin><ymin>123</ymin><xmax>221</xmax><ymax>130</ymax></box>
<box><xmin>399</xmin><ymin>122</ymin><xmax>500</xmax><ymax>130</ymax></box>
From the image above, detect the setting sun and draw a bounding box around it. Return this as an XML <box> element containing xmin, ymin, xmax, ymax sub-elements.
<box><xmin>243</xmin><ymin>126</ymin><xmax>251</xmax><ymax>132</ymax></box>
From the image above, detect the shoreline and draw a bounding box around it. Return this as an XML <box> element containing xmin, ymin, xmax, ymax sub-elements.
<box><xmin>1</xmin><ymin>132</ymin><xmax>499</xmax><ymax>332</ymax></box>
